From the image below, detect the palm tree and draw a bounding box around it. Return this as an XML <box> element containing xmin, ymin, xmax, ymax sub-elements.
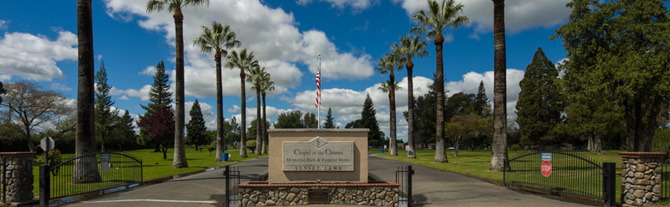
<box><xmin>375</xmin><ymin>53</ymin><xmax>403</xmax><ymax>156</ymax></box>
<box><xmin>193</xmin><ymin>22</ymin><xmax>240</xmax><ymax>162</ymax></box>
<box><xmin>146</xmin><ymin>0</ymin><xmax>209</xmax><ymax>169</ymax></box>
<box><xmin>74</xmin><ymin>0</ymin><xmax>101</xmax><ymax>183</ymax></box>
<box><xmin>378</xmin><ymin>79</ymin><xmax>402</xmax><ymax>155</ymax></box>
<box><xmin>247</xmin><ymin>66</ymin><xmax>266</xmax><ymax>156</ymax></box>
<box><xmin>259</xmin><ymin>72</ymin><xmax>274</xmax><ymax>154</ymax></box>
<box><xmin>490</xmin><ymin>0</ymin><xmax>508</xmax><ymax>172</ymax></box>
<box><xmin>395</xmin><ymin>34</ymin><xmax>429</xmax><ymax>159</ymax></box>
<box><xmin>411</xmin><ymin>0</ymin><xmax>468</xmax><ymax>163</ymax></box>
<box><xmin>225</xmin><ymin>49</ymin><xmax>258</xmax><ymax>158</ymax></box>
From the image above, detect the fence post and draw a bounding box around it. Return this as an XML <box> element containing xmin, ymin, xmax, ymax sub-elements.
<box><xmin>2</xmin><ymin>157</ymin><xmax>6</xmax><ymax>203</ymax></box>
<box><xmin>39</xmin><ymin>164</ymin><xmax>50</xmax><ymax>207</ymax></box>
<box><xmin>603</xmin><ymin>162</ymin><xmax>616</xmax><ymax>206</ymax></box>
<box><xmin>408</xmin><ymin>165</ymin><xmax>414</xmax><ymax>207</ymax></box>
<box><xmin>224</xmin><ymin>165</ymin><xmax>229</xmax><ymax>207</ymax></box>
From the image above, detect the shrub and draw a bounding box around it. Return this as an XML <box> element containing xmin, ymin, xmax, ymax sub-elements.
<box><xmin>246</xmin><ymin>140</ymin><xmax>256</xmax><ymax>151</ymax></box>
<box><xmin>510</xmin><ymin>144</ymin><xmax>521</xmax><ymax>151</ymax></box>
<box><xmin>206</xmin><ymin>145</ymin><xmax>216</xmax><ymax>156</ymax></box>
<box><xmin>653</xmin><ymin>128</ymin><xmax>670</xmax><ymax>160</ymax></box>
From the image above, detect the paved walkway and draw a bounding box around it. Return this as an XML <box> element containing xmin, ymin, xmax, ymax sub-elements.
<box><xmin>64</xmin><ymin>155</ymin><xmax>595</xmax><ymax>207</ymax></box>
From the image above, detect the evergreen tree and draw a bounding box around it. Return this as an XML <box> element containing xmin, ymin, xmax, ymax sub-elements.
<box><xmin>324</xmin><ymin>108</ymin><xmax>335</xmax><ymax>128</ymax></box>
<box><xmin>515</xmin><ymin>47</ymin><xmax>562</xmax><ymax>148</ymax></box>
<box><xmin>303</xmin><ymin>112</ymin><xmax>318</xmax><ymax>128</ymax></box>
<box><xmin>114</xmin><ymin>110</ymin><xmax>136</xmax><ymax>151</ymax></box>
<box><xmin>552</xmin><ymin>0</ymin><xmax>670</xmax><ymax>151</ymax></box>
<box><xmin>361</xmin><ymin>94</ymin><xmax>383</xmax><ymax>147</ymax></box>
<box><xmin>445</xmin><ymin>92</ymin><xmax>475</xmax><ymax>121</ymax></box>
<box><xmin>187</xmin><ymin>99</ymin><xmax>207</xmax><ymax>151</ymax></box>
<box><xmin>275</xmin><ymin>111</ymin><xmax>305</xmax><ymax>128</ymax></box>
<box><xmin>138</xmin><ymin>61</ymin><xmax>175</xmax><ymax>159</ymax></box>
<box><xmin>95</xmin><ymin>61</ymin><xmax>118</xmax><ymax>152</ymax></box>
<box><xmin>474</xmin><ymin>81</ymin><xmax>490</xmax><ymax>116</ymax></box>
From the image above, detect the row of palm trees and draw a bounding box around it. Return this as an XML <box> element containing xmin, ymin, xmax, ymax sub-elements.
<box><xmin>193</xmin><ymin>22</ymin><xmax>275</xmax><ymax>159</ymax></box>
<box><xmin>377</xmin><ymin>0</ymin><xmax>508</xmax><ymax>171</ymax></box>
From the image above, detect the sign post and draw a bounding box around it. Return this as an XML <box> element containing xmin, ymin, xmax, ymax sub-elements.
<box><xmin>40</xmin><ymin>137</ymin><xmax>55</xmax><ymax>165</ymax></box>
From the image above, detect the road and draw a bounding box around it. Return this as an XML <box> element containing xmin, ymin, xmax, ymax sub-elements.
<box><xmin>64</xmin><ymin>155</ymin><xmax>594</xmax><ymax>207</ymax></box>
<box><xmin>367</xmin><ymin>155</ymin><xmax>593</xmax><ymax>207</ymax></box>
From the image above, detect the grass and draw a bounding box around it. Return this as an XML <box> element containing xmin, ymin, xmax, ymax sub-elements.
<box><xmin>30</xmin><ymin>147</ymin><xmax>265</xmax><ymax>199</ymax></box>
<box><xmin>375</xmin><ymin>149</ymin><xmax>642</xmax><ymax>204</ymax></box>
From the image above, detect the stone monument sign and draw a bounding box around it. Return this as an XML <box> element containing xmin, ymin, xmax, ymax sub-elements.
<box><xmin>268</xmin><ymin>129</ymin><xmax>368</xmax><ymax>183</ymax></box>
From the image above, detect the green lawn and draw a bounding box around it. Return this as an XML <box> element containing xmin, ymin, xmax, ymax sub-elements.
<box><xmin>31</xmin><ymin>147</ymin><xmax>264</xmax><ymax>199</ymax></box>
<box><xmin>375</xmin><ymin>149</ymin><xmax>635</xmax><ymax>204</ymax></box>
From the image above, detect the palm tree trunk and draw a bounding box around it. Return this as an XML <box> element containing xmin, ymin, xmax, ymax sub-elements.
<box><xmin>490</xmin><ymin>0</ymin><xmax>508</xmax><ymax>171</ymax></box>
<box><xmin>215</xmin><ymin>51</ymin><xmax>224</xmax><ymax>162</ymax></box>
<box><xmin>262</xmin><ymin>92</ymin><xmax>268</xmax><ymax>154</ymax></box>
<box><xmin>239</xmin><ymin>72</ymin><xmax>248</xmax><ymax>158</ymax></box>
<box><xmin>434</xmin><ymin>32</ymin><xmax>448</xmax><ymax>163</ymax></box>
<box><xmin>74</xmin><ymin>0</ymin><xmax>101</xmax><ymax>183</ymax></box>
<box><xmin>390</xmin><ymin>73</ymin><xmax>398</xmax><ymax>156</ymax></box>
<box><xmin>255</xmin><ymin>87</ymin><xmax>262</xmax><ymax>155</ymax></box>
<box><xmin>406</xmin><ymin>61</ymin><xmax>416</xmax><ymax>159</ymax></box>
<box><xmin>173</xmin><ymin>9</ymin><xmax>188</xmax><ymax>169</ymax></box>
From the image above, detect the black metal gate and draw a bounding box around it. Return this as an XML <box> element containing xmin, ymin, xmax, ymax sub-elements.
<box><xmin>504</xmin><ymin>151</ymin><xmax>616</xmax><ymax>205</ymax></box>
<box><xmin>224</xmin><ymin>166</ymin><xmax>240</xmax><ymax>207</ymax></box>
<box><xmin>40</xmin><ymin>152</ymin><xmax>143</xmax><ymax>206</ymax></box>
<box><xmin>396</xmin><ymin>165</ymin><xmax>414</xmax><ymax>207</ymax></box>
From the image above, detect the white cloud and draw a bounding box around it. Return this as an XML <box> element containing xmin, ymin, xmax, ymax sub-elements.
<box><xmin>119</xmin><ymin>95</ymin><xmax>129</xmax><ymax>100</ymax></box>
<box><xmin>97</xmin><ymin>54</ymin><xmax>103</xmax><ymax>61</ymax></box>
<box><xmin>228</xmin><ymin>105</ymin><xmax>240</xmax><ymax>113</ymax></box>
<box><xmin>50</xmin><ymin>82</ymin><xmax>72</xmax><ymax>91</ymax></box>
<box><xmin>0</xmin><ymin>30</ymin><xmax>77</xmax><ymax>81</ymax></box>
<box><xmin>296</xmin><ymin>0</ymin><xmax>377</xmax><ymax>12</ymax></box>
<box><xmin>0</xmin><ymin>20</ymin><xmax>8</xmax><ymax>30</ymax></box>
<box><xmin>112</xmin><ymin>85</ymin><xmax>153</xmax><ymax>101</ymax></box>
<box><xmin>445</xmin><ymin>69</ymin><xmax>524</xmax><ymax>119</ymax></box>
<box><xmin>0</xmin><ymin>74</ymin><xmax>11</xmax><ymax>82</ymax></box>
<box><xmin>104</xmin><ymin>0</ymin><xmax>375</xmax><ymax>99</ymax></box>
<box><xmin>394</xmin><ymin>0</ymin><xmax>571</xmax><ymax>34</ymax></box>
<box><xmin>139</xmin><ymin>65</ymin><xmax>156</xmax><ymax>76</ymax></box>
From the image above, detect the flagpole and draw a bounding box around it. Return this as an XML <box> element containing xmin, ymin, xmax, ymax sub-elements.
<box><xmin>317</xmin><ymin>54</ymin><xmax>321</xmax><ymax>129</ymax></box>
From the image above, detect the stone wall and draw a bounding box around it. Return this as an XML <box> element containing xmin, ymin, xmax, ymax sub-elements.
<box><xmin>238</xmin><ymin>182</ymin><xmax>399</xmax><ymax>206</ymax></box>
<box><xmin>1</xmin><ymin>152</ymin><xmax>35</xmax><ymax>204</ymax></box>
<box><xmin>619</xmin><ymin>152</ymin><xmax>665</xmax><ymax>207</ymax></box>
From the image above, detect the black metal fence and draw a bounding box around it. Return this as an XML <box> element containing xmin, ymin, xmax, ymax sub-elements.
<box><xmin>504</xmin><ymin>151</ymin><xmax>616</xmax><ymax>205</ymax></box>
<box><xmin>396</xmin><ymin>165</ymin><xmax>414</xmax><ymax>207</ymax></box>
<box><xmin>40</xmin><ymin>152</ymin><xmax>142</xmax><ymax>206</ymax></box>
<box><xmin>224</xmin><ymin>166</ymin><xmax>240</xmax><ymax>207</ymax></box>
<box><xmin>662</xmin><ymin>160</ymin><xmax>670</xmax><ymax>201</ymax></box>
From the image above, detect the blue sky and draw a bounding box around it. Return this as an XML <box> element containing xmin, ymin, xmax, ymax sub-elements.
<box><xmin>0</xmin><ymin>0</ymin><xmax>572</xmax><ymax>141</ymax></box>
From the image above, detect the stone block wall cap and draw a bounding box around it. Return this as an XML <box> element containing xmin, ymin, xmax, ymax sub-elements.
<box><xmin>268</xmin><ymin>129</ymin><xmax>370</xmax><ymax>132</ymax></box>
<box><xmin>0</xmin><ymin>152</ymin><xmax>36</xmax><ymax>158</ymax></box>
<box><xmin>618</xmin><ymin>152</ymin><xmax>667</xmax><ymax>159</ymax></box>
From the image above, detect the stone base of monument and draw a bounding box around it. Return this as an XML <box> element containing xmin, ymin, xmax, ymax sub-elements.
<box><xmin>238</xmin><ymin>129</ymin><xmax>400</xmax><ymax>206</ymax></box>
<box><xmin>238</xmin><ymin>181</ymin><xmax>400</xmax><ymax>206</ymax></box>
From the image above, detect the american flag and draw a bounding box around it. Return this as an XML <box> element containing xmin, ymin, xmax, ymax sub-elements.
<box><xmin>315</xmin><ymin>70</ymin><xmax>321</xmax><ymax>108</ymax></box>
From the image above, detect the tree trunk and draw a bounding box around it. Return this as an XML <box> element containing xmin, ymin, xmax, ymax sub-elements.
<box><xmin>74</xmin><ymin>0</ymin><xmax>101</xmax><ymax>183</ymax></box>
<box><xmin>101</xmin><ymin>140</ymin><xmax>105</xmax><ymax>153</ymax></box>
<box><xmin>255</xmin><ymin>87</ymin><xmax>262</xmax><ymax>155</ymax></box>
<box><xmin>262</xmin><ymin>92</ymin><xmax>268</xmax><ymax>154</ymax></box>
<box><xmin>490</xmin><ymin>0</ymin><xmax>508</xmax><ymax>172</ymax></box>
<box><xmin>239</xmin><ymin>72</ymin><xmax>248</xmax><ymax>158</ymax></box>
<box><xmin>434</xmin><ymin>32</ymin><xmax>447</xmax><ymax>163</ymax></box>
<box><xmin>162</xmin><ymin>145</ymin><xmax>167</xmax><ymax>159</ymax></box>
<box><xmin>454</xmin><ymin>136</ymin><xmax>460</xmax><ymax>157</ymax></box>
<box><xmin>215</xmin><ymin>51</ymin><xmax>224</xmax><ymax>162</ymax></box>
<box><xmin>172</xmin><ymin>9</ymin><xmax>188</xmax><ymax>168</ymax></box>
<box><xmin>406</xmin><ymin>61</ymin><xmax>416</xmax><ymax>159</ymax></box>
<box><xmin>390</xmin><ymin>72</ymin><xmax>398</xmax><ymax>156</ymax></box>
<box><xmin>154</xmin><ymin>143</ymin><xmax>161</xmax><ymax>152</ymax></box>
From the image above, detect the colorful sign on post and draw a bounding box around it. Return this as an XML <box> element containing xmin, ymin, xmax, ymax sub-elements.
<box><xmin>541</xmin><ymin>160</ymin><xmax>552</xmax><ymax>177</ymax></box>
<box><xmin>541</xmin><ymin>153</ymin><xmax>552</xmax><ymax>161</ymax></box>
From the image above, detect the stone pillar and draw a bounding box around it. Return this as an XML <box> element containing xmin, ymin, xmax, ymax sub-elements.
<box><xmin>1</xmin><ymin>152</ymin><xmax>36</xmax><ymax>204</ymax></box>
<box><xmin>618</xmin><ymin>152</ymin><xmax>665</xmax><ymax>206</ymax></box>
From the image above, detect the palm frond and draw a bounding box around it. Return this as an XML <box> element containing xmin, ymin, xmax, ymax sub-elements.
<box><xmin>146</xmin><ymin>0</ymin><xmax>165</xmax><ymax>13</ymax></box>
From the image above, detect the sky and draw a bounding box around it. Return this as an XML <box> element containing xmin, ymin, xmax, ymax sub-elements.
<box><xmin>0</xmin><ymin>0</ymin><xmax>572</xmax><ymax>142</ymax></box>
